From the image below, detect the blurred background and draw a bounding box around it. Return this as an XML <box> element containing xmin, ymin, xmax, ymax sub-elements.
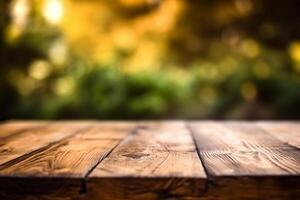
<box><xmin>1</xmin><ymin>0</ymin><xmax>300</xmax><ymax>120</ymax></box>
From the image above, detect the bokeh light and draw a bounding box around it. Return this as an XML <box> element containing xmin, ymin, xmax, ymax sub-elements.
<box><xmin>43</xmin><ymin>0</ymin><xmax>63</xmax><ymax>25</ymax></box>
<box><xmin>1</xmin><ymin>0</ymin><xmax>300</xmax><ymax>120</ymax></box>
<box><xmin>29</xmin><ymin>60</ymin><xmax>51</xmax><ymax>80</ymax></box>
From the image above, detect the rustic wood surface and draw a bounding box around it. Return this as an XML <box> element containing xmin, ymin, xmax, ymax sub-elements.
<box><xmin>190</xmin><ymin>121</ymin><xmax>300</xmax><ymax>175</ymax></box>
<box><xmin>87</xmin><ymin>121</ymin><xmax>206</xmax><ymax>200</ymax></box>
<box><xmin>0</xmin><ymin>121</ymin><xmax>47</xmax><ymax>140</ymax></box>
<box><xmin>189</xmin><ymin>121</ymin><xmax>300</xmax><ymax>200</ymax></box>
<box><xmin>257</xmin><ymin>121</ymin><xmax>300</xmax><ymax>148</ymax></box>
<box><xmin>0</xmin><ymin>121</ymin><xmax>299</xmax><ymax>200</ymax></box>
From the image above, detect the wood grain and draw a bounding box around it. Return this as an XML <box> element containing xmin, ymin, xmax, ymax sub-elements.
<box><xmin>0</xmin><ymin>121</ymin><xmax>299</xmax><ymax>200</ymax></box>
<box><xmin>257</xmin><ymin>121</ymin><xmax>300</xmax><ymax>148</ymax></box>
<box><xmin>0</xmin><ymin>122</ymin><xmax>135</xmax><ymax>200</ymax></box>
<box><xmin>86</xmin><ymin>121</ymin><xmax>206</xmax><ymax>200</ymax></box>
<box><xmin>189</xmin><ymin>121</ymin><xmax>300</xmax><ymax>199</ymax></box>
<box><xmin>0</xmin><ymin>122</ymin><xmax>92</xmax><ymax>166</ymax></box>
<box><xmin>190</xmin><ymin>121</ymin><xmax>300</xmax><ymax>176</ymax></box>
<box><xmin>0</xmin><ymin>122</ymin><xmax>134</xmax><ymax>177</ymax></box>
<box><xmin>0</xmin><ymin>121</ymin><xmax>47</xmax><ymax>140</ymax></box>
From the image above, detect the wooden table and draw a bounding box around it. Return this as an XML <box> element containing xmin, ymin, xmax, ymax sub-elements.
<box><xmin>0</xmin><ymin>121</ymin><xmax>299</xmax><ymax>200</ymax></box>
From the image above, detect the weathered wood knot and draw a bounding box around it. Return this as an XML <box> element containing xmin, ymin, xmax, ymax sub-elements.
<box><xmin>122</xmin><ymin>153</ymin><xmax>150</xmax><ymax>159</ymax></box>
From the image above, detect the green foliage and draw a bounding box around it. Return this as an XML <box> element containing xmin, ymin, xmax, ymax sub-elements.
<box><xmin>1</xmin><ymin>0</ymin><xmax>300</xmax><ymax>119</ymax></box>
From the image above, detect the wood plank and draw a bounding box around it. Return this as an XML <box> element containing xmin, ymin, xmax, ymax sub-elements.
<box><xmin>0</xmin><ymin>122</ymin><xmax>135</xmax><ymax>200</ymax></box>
<box><xmin>0</xmin><ymin>121</ymin><xmax>299</xmax><ymax>200</ymax></box>
<box><xmin>257</xmin><ymin>121</ymin><xmax>300</xmax><ymax>149</ymax></box>
<box><xmin>85</xmin><ymin>121</ymin><xmax>206</xmax><ymax>200</ymax></box>
<box><xmin>190</xmin><ymin>121</ymin><xmax>300</xmax><ymax>176</ymax></box>
<box><xmin>0</xmin><ymin>121</ymin><xmax>92</xmax><ymax>166</ymax></box>
<box><xmin>0</xmin><ymin>177</ymin><xmax>82</xmax><ymax>200</ymax></box>
<box><xmin>0</xmin><ymin>122</ymin><xmax>134</xmax><ymax>177</ymax></box>
<box><xmin>199</xmin><ymin>176</ymin><xmax>300</xmax><ymax>200</ymax></box>
<box><xmin>189</xmin><ymin>121</ymin><xmax>300</xmax><ymax>199</ymax></box>
<box><xmin>0</xmin><ymin>121</ymin><xmax>47</xmax><ymax>140</ymax></box>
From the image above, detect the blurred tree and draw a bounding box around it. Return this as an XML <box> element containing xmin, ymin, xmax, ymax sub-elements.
<box><xmin>0</xmin><ymin>0</ymin><xmax>300</xmax><ymax>120</ymax></box>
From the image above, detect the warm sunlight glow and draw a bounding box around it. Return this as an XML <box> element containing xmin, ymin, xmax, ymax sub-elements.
<box><xmin>43</xmin><ymin>0</ymin><xmax>63</xmax><ymax>25</ymax></box>
<box><xmin>241</xmin><ymin>39</ymin><xmax>260</xmax><ymax>58</ymax></box>
<box><xmin>2</xmin><ymin>0</ymin><xmax>300</xmax><ymax>119</ymax></box>
<box><xmin>11</xmin><ymin>0</ymin><xmax>29</xmax><ymax>28</ymax></box>
<box><xmin>29</xmin><ymin>60</ymin><xmax>51</xmax><ymax>80</ymax></box>
<box><xmin>53</xmin><ymin>77</ymin><xmax>75</xmax><ymax>95</ymax></box>
<box><xmin>289</xmin><ymin>42</ymin><xmax>300</xmax><ymax>62</ymax></box>
<box><xmin>48</xmin><ymin>41</ymin><xmax>68</xmax><ymax>66</ymax></box>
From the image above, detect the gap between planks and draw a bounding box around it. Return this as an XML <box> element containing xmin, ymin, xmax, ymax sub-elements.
<box><xmin>0</xmin><ymin>122</ymin><xmax>93</xmax><ymax>169</ymax></box>
<box><xmin>80</xmin><ymin>123</ymin><xmax>141</xmax><ymax>193</ymax></box>
<box><xmin>1</xmin><ymin>121</ymin><xmax>299</xmax><ymax>200</ymax></box>
<box><xmin>188</xmin><ymin>121</ymin><xmax>300</xmax><ymax>200</ymax></box>
<box><xmin>84</xmin><ymin>121</ymin><xmax>207</xmax><ymax>200</ymax></box>
<box><xmin>0</xmin><ymin>121</ymin><xmax>138</xmax><ymax>199</ymax></box>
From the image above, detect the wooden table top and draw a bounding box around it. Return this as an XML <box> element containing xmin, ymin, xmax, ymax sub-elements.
<box><xmin>0</xmin><ymin>121</ymin><xmax>299</xmax><ymax>200</ymax></box>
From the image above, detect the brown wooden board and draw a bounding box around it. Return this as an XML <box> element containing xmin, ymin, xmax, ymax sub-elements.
<box><xmin>198</xmin><ymin>176</ymin><xmax>300</xmax><ymax>200</ymax></box>
<box><xmin>0</xmin><ymin>121</ymin><xmax>47</xmax><ymax>140</ymax></box>
<box><xmin>0</xmin><ymin>122</ymin><xmax>135</xmax><ymax>200</ymax></box>
<box><xmin>0</xmin><ymin>121</ymin><xmax>92</xmax><ymax>166</ymax></box>
<box><xmin>257</xmin><ymin>121</ymin><xmax>300</xmax><ymax>149</ymax></box>
<box><xmin>0</xmin><ymin>121</ymin><xmax>299</xmax><ymax>200</ymax></box>
<box><xmin>189</xmin><ymin>121</ymin><xmax>300</xmax><ymax>199</ymax></box>
<box><xmin>86</xmin><ymin>121</ymin><xmax>207</xmax><ymax>200</ymax></box>
<box><xmin>0</xmin><ymin>121</ymin><xmax>91</xmax><ymax>200</ymax></box>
